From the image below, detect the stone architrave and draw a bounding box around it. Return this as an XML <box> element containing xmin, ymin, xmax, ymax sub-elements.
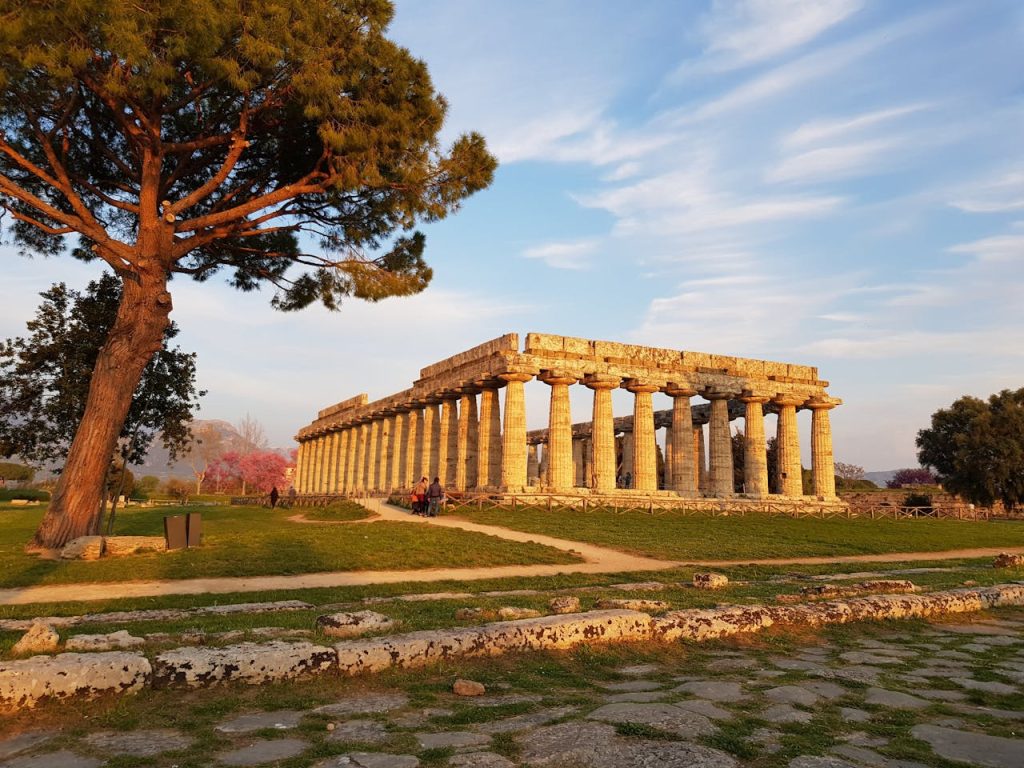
<box><xmin>774</xmin><ymin>395</ymin><xmax>804</xmax><ymax>497</ymax></box>
<box><xmin>626</xmin><ymin>379</ymin><xmax>660</xmax><ymax>492</ymax></box>
<box><xmin>499</xmin><ymin>371</ymin><xmax>533</xmax><ymax>489</ymax></box>
<box><xmin>424</xmin><ymin>402</ymin><xmax>441</xmax><ymax>481</ymax></box>
<box><xmin>440</xmin><ymin>396</ymin><xmax>460</xmax><ymax>487</ymax></box>
<box><xmin>739</xmin><ymin>392</ymin><xmax>770</xmax><ymax>497</ymax></box>
<box><xmin>807</xmin><ymin>396</ymin><xmax>838</xmax><ymax>499</ymax></box>
<box><xmin>694</xmin><ymin>425</ymin><xmax>707</xmax><ymax>493</ymax></box>
<box><xmin>585</xmin><ymin>374</ymin><xmax>620</xmax><ymax>492</ymax></box>
<box><xmin>704</xmin><ymin>391</ymin><xmax>734</xmax><ymax>497</ymax></box>
<box><xmin>475</xmin><ymin>383</ymin><xmax>503</xmax><ymax>488</ymax></box>
<box><xmin>351</xmin><ymin>423</ymin><xmax>367</xmax><ymax>492</ymax></box>
<box><xmin>540</xmin><ymin>370</ymin><xmax>576</xmax><ymax>490</ymax></box>
<box><xmin>364</xmin><ymin>419</ymin><xmax>379</xmax><ymax>492</ymax></box>
<box><xmin>456</xmin><ymin>389</ymin><xmax>479</xmax><ymax>491</ymax></box>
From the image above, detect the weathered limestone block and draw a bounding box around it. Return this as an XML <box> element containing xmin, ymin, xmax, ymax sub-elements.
<box><xmin>994</xmin><ymin>553</ymin><xmax>1024</xmax><ymax>568</ymax></box>
<box><xmin>497</xmin><ymin>607</ymin><xmax>542</xmax><ymax>620</ymax></box>
<box><xmin>65</xmin><ymin>630</ymin><xmax>145</xmax><ymax>652</ymax></box>
<box><xmin>0</xmin><ymin>652</ymin><xmax>151</xmax><ymax>711</ymax></box>
<box><xmin>778</xmin><ymin>580</ymin><xmax>919</xmax><ymax>603</ymax></box>
<box><xmin>316</xmin><ymin>611</ymin><xmax>397</xmax><ymax>639</ymax></box>
<box><xmin>455</xmin><ymin>607</ymin><xmax>495</xmax><ymax>621</ymax></box>
<box><xmin>334</xmin><ymin>610</ymin><xmax>653</xmax><ymax>675</ymax></box>
<box><xmin>60</xmin><ymin>536</ymin><xmax>104</xmax><ymax>560</ymax></box>
<box><xmin>103</xmin><ymin>536</ymin><xmax>168</xmax><ymax>557</ymax></box>
<box><xmin>595</xmin><ymin>599</ymin><xmax>670</xmax><ymax>612</ymax></box>
<box><xmin>548</xmin><ymin>596</ymin><xmax>581</xmax><ymax>614</ymax></box>
<box><xmin>11</xmin><ymin>623</ymin><xmax>59</xmax><ymax>655</ymax></box>
<box><xmin>453</xmin><ymin>678</ymin><xmax>486</xmax><ymax>696</ymax></box>
<box><xmin>610</xmin><ymin>581</ymin><xmax>665</xmax><ymax>592</ymax></box>
<box><xmin>153</xmin><ymin>641</ymin><xmax>336</xmax><ymax>688</ymax></box>
<box><xmin>693</xmin><ymin>573</ymin><xmax>729</xmax><ymax>590</ymax></box>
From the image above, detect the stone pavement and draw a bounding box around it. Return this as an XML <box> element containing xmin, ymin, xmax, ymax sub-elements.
<box><xmin>3</xmin><ymin>610</ymin><xmax>1023</xmax><ymax>767</ymax></box>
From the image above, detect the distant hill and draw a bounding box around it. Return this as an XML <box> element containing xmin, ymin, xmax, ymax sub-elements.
<box><xmin>132</xmin><ymin>419</ymin><xmax>243</xmax><ymax>480</ymax></box>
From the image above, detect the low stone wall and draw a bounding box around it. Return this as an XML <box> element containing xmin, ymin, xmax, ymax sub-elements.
<box><xmin>3</xmin><ymin>584</ymin><xmax>1023</xmax><ymax>711</ymax></box>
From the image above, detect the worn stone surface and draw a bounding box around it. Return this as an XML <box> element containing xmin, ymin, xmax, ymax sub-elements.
<box><xmin>789</xmin><ymin>757</ymin><xmax>859</xmax><ymax>768</ymax></box>
<box><xmin>993</xmin><ymin>553</ymin><xmax>1024</xmax><ymax>569</ymax></box>
<box><xmin>761</xmin><ymin>704</ymin><xmax>814</xmax><ymax>723</ymax></box>
<box><xmin>548</xmin><ymin>596</ymin><xmax>580</xmax><ymax>614</ymax></box>
<box><xmin>11</xmin><ymin>624</ymin><xmax>59</xmax><ymax>656</ymax></box>
<box><xmin>317</xmin><ymin>611</ymin><xmax>397</xmax><ymax>639</ymax></box>
<box><xmin>453</xmin><ymin>678</ymin><xmax>486</xmax><ymax>696</ymax></box>
<box><xmin>0</xmin><ymin>750</ymin><xmax>104</xmax><ymax>768</ymax></box>
<box><xmin>83</xmin><ymin>728</ymin><xmax>190</xmax><ymax>756</ymax></box>
<box><xmin>595</xmin><ymin>598</ymin><xmax>670</xmax><ymax>612</ymax></box>
<box><xmin>950</xmin><ymin>677</ymin><xmax>1018</xmax><ymax>695</ymax></box>
<box><xmin>415</xmin><ymin>731</ymin><xmax>490</xmax><ymax>750</ymax></box>
<box><xmin>864</xmin><ymin>688</ymin><xmax>929</xmax><ymax>709</ymax></box>
<box><xmin>601</xmin><ymin>679</ymin><xmax>662</xmax><ymax>692</ymax></box>
<box><xmin>65</xmin><ymin>630</ymin><xmax>145</xmax><ymax>652</ymax></box>
<box><xmin>911</xmin><ymin>724</ymin><xmax>1024</xmax><ymax>768</ymax></box>
<box><xmin>473</xmin><ymin>706</ymin><xmax>577</xmax><ymax>734</ymax></box>
<box><xmin>448</xmin><ymin>753</ymin><xmax>515</xmax><ymax>768</ymax></box>
<box><xmin>765</xmin><ymin>685</ymin><xmax>819</xmax><ymax>706</ymax></box>
<box><xmin>217</xmin><ymin>738</ymin><xmax>308</xmax><ymax>766</ymax></box>
<box><xmin>102</xmin><ymin>536</ymin><xmax>167</xmax><ymax>557</ymax></box>
<box><xmin>0</xmin><ymin>651</ymin><xmax>150</xmax><ymax>711</ymax></box>
<box><xmin>0</xmin><ymin>733</ymin><xmax>52</xmax><ymax>760</ymax></box>
<box><xmin>675</xmin><ymin>698</ymin><xmax>734</xmax><ymax>720</ymax></box>
<box><xmin>153</xmin><ymin>641</ymin><xmax>334</xmax><ymax>688</ymax></box>
<box><xmin>314</xmin><ymin>693</ymin><xmax>409</xmax><ymax>717</ymax></box>
<box><xmin>59</xmin><ymin>536</ymin><xmax>104</xmax><ymax>561</ymax></box>
<box><xmin>313</xmin><ymin>754</ymin><xmax>419</xmax><ymax>768</ymax></box>
<box><xmin>327</xmin><ymin>720</ymin><xmax>391</xmax><ymax>745</ymax></box>
<box><xmin>496</xmin><ymin>607</ymin><xmax>541</xmax><ymax>620</ymax></box>
<box><xmin>693</xmin><ymin>573</ymin><xmax>729</xmax><ymax>590</ymax></box>
<box><xmin>215</xmin><ymin>710</ymin><xmax>304</xmax><ymax>733</ymax></box>
<box><xmin>586</xmin><ymin>701</ymin><xmax>716</xmax><ymax>737</ymax></box>
<box><xmin>674</xmin><ymin>680</ymin><xmax>746</xmax><ymax>703</ymax></box>
<box><xmin>610</xmin><ymin>581</ymin><xmax>665</xmax><ymax>591</ymax></box>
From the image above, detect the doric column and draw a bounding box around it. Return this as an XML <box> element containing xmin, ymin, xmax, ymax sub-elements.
<box><xmin>337</xmin><ymin>428</ymin><xmax>351</xmax><ymax>493</ymax></box>
<box><xmin>475</xmin><ymin>382</ymin><xmax>503</xmax><ymax>488</ymax></box>
<box><xmin>694</xmin><ymin>425</ymin><xmax>707</xmax><ymax>493</ymax></box>
<box><xmin>527</xmin><ymin>444</ymin><xmax>540</xmax><ymax>485</ymax></box>
<box><xmin>324</xmin><ymin>432</ymin><xmax>339</xmax><ymax>493</ymax></box>
<box><xmin>334</xmin><ymin>429</ymin><xmax>349</xmax><ymax>493</ymax></box>
<box><xmin>424</xmin><ymin>401</ymin><xmax>441</xmax><ymax>480</ymax></box>
<box><xmin>499</xmin><ymin>371</ymin><xmax>533</xmax><ymax>488</ymax></box>
<box><xmin>386</xmin><ymin>412</ymin><xmax>402</xmax><ymax>490</ymax></box>
<box><xmin>402</xmin><ymin>409</ymin><xmax>417</xmax><ymax>488</ymax></box>
<box><xmin>539</xmin><ymin>370</ymin><xmax>576</xmax><ymax>491</ymax></box>
<box><xmin>538</xmin><ymin>444</ymin><xmax>549</xmax><ymax>486</ymax></box>
<box><xmin>620</xmin><ymin>432</ymin><xmax>634</xmax><ymax>485</ymax></box>
<box><xmin>311</xmin><ymin>436</ymin><xmax>323</xmax><ymax>493</ymax></box>
<box><xmin>373</xmin><ymin>415</ymin><xmax>389</xmax><ymax>491</ymax></box>
<box><xmin>807</xmin><ymin>396</ymin><xmax>839</xmax><ymax>499</ymax></box>
<box><xmin>295</xmin><ymin>441</ymin><xmax>307</xmax><ymax>493</ymax></box>
<box><xmin>740</xmin><ymin>392</ymin><xmax>770</xmax><ymax>497</ymax></box>
<box><xmin>625</xmin><ymin>379</ymin><xmax>660</xmax><ymax>492</ymax></box>
<box><xmin>583</xmin><ymin>438</ymin><xmax>593</xmax><ymax>488</ymax></box>
<box><xmin>351</xmin><ymin>423</ymin><xmax>367</xmax><ymax>491</ymax></box>
<box><xmin>439</xmin><ymin>395</ymin><xmax>460</xmax><ymax>487</ymax></box>
<box><xmin>704</xmin><ymin>390</ymin><xmax>735</xmax><ymax>497</ymax></box>
<box><xmin>665</xmin><ymin>383</ymin><xmax>697</xmax><ymax>495</ymax></box>
<box><xmin>456</xmin><ymin>388</ymin><xmax>479</xmax><ymax>491</ymax></box>
<box><xmin>364</xmin><ymin>419</ymin><xmax>380</xmax><ymax>491</ymax></box>
<box><xmin>774</xmin><ymin>394</ymin><xmax>804</xmax><ymax>497</ymax></box>
<box><xmin>572</xmin><ymin>438</ymin><xmax>585</xmax><ymax>486</ymax></box>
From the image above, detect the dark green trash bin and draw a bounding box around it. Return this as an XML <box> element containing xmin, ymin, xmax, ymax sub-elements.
<box><xmin>186</xmin><ymin>512</ymin><xmax>202</xmax><ymax>548</ymax></box>
<box><xmin>164</xmin><ymin>515</ymin><xmax>187</xmax><ymax>550</ymax></box>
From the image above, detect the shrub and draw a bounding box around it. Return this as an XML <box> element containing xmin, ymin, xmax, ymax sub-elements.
<box><xmin>0</xmin><ymin>488</ymin><xmax>50</xmax><ymax>502</ymax></box>
<box><xmin>903</xmin><ymin>492</ymin><xmax>934</xmax><ymax>513</ymax></box>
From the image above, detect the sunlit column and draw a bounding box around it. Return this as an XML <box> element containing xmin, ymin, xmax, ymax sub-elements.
<box><xmin>705</xmin><ymin>391</ymin><xmax>735</xmax><ymax>497</ymax></box>
<box><xmin>476</xmin><ymin>382</ymin><xmax>503</xmax><ymax>488</ymax></box>
<box><xmin>401</xmin><ymin>409</ymin><xmax>417</xmax><ymax>488</ymax></box>
<box><xmin>351</xmin><ymin>423</ymin><xmax>367</xmax><ymax>491</ymax></box>
<box><xmin>527</xmin><ymin>444</ymin><xmax>540</xmax><ymax>485</ymax></box>
<box><xmin>364</xmin><ymin>419</ymin><xmax>379</xmax><ymax>491</ymax></box>
<box><xmin>424</xmin><ymin>400</ymin><xmax>441</xmax><ymax>480</ymax></box>
<box><xmin>694</xmin><ymin>425</ymin><xmax>707</xmax><ymax>494</ymax></box>
<box><xmin>740</xmin><ymin>392</ymin><xmax>770</xmax><ymax>497</ymax></box>
<box><xmin>499</xmin><ymin>371</ymin><xmax>533</xmax><ymax>488</ymax></box>
<box><xmin>626</xmin><ymin>379</ymin><xmax>660</xmax><ymax>492</ymax></box>
<box><xmin>336</xmin><ymin>429</ymin><xmax>350</xmax><ymax>493</ymax></box>
<box><xmin>539</xmin><ymin>370</ymin><xmax>576</xmax><ymax>491</ymax></box>
<box><xmin>664</xmin><ymin>384</ymin><xmax>697</xmax><ymax>495</ymax></box>
<box><xmin>386</xmin><ymin>412</ymin><xmax>402</xmax><ymax>490</ymax></box>
<box><xmin>310</xmin><ymin>436</ymin><xmax>323</xmax><ymax>494</ymax></box>
<box><xmin>439</xmin><ymin>395</ymin><xmax>460</xmax><ymax>487</ymax></box>
<box><xmin>807</xmin><ymin>396</ymin><xmax>839</xmax><ymax>499</ymax></box>
<box><xmin>456</xmin><ymin>388</ymin><xmax>479</xmax><ymax>491</ymax></box>
<box><xmin>572</xmin><ymin>438</ymin><xmax>585</xmax><ymax>487</ymax></box>
<box><xmin>774</xmin><ymin>395</ymin><xmax>804</xmax><ymax>497</ymax></box>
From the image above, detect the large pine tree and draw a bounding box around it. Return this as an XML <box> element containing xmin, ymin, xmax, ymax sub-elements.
<box><xmin>0</xmin><ymin>1</ymin><xmax>496</xmax><ymax>547</ymax></box>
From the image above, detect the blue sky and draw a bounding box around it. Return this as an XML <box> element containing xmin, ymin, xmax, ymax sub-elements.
<box><xmin>2</xmin><ymin>0</ymin><xmax>1022</xmax><ymax>471</ymax></box>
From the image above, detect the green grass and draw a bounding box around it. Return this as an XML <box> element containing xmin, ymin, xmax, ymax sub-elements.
<box><xmin>0</xmin><ymin>501</ymin><xmax>578</xmax><ymax>589</ymax></box>
<box><xmin>447</xmin><ymin>503</ymin><xmax>1024</xmax><ymax>560</ymax></box>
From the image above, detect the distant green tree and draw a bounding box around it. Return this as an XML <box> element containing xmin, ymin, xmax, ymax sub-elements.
<box><xmin>0</xmin><ymin>1</ymin><xmax>496</xmax><ymax>547</ymax></box>
<box><xmin>0</xmin><ymin>461</ymin><xmax>34</xmax><ymax>484</ymax></box>
<box><xmin>917</xmin><ymin>389</ymin><xmax>1024</xmax><ymax>510</ymax></box>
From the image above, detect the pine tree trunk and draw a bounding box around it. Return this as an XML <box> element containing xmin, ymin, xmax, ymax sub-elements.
<box><xmin>33</xmin><ymin>268</ymin><xmax>172</xmax><ymax>549</ymax></box>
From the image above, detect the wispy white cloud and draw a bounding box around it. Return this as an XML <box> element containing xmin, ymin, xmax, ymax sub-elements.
<box><xmin>768</xmin><ymin>138</ymin><xmax>902</xmax><ymax>183</ymax></box>
<box><xmin>521</xmin><ymin>240</ymin><xmax>597</xmax><ymax>270</ymax></box>
<box><xmin>947</xmin><ymin>232</ymin><xmax>1024</xmax><ymax>263</ymax></box>
<box><xmin>783</xmin><ymin>103</ymin><xmax>932</xmax><ymax>148</ymax></box>
<box><xmin>670</xmin><ymin>0</ymin><xmax>864</xmax><ymax>79</ymax></box>
<box><xmin>950</xmin><ymin>169</ymin><xmax>1024</xmax><ymax>214</ymax></box>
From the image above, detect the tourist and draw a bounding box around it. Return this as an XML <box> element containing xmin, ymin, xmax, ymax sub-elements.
<box><xmin>426</xmin><ymin>476</ymin><xmax>445</xmax><ymax>517</ymax></box>
<box><xmin>412</xmin><ymin>476</ymin><xmax>428</xmax><ymax>515</ymax></box>
<box><xmin>269</xmin><ymin>486</ymin><xmax>279</xmax><ymax>508</ymax></box>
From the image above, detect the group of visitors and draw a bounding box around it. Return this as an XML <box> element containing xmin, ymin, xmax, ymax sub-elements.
<box><xmin>410</xmin><ymin>476</ymin><xmax>445</xmax><ymax>517</ymax></box>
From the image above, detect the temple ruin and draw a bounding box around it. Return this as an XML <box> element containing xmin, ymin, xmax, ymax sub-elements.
<box><xmin>293</xmin><ymin>333</ymin><xmax>842</xmax><ymax>507</ymax></box>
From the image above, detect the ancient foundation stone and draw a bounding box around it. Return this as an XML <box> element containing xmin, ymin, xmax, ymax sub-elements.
<box><xmin>497</xmin><ymin>607</ymin><xmax>541</xmax><ymax>620</ymax></box>
<box><xmin>548</xmin><ymin>596</ymin><xmax>580</xmax><ymax>614</ymax></box>
<box><xmin>333</xmin><ymin>610</ymin><xmax>652</xmax><ymax>675</ymax></box>
<box><xmin>994</xmin><ymin>553</ymin><xmax>1024</xmax><ymax>568</ymax></box>
<box><xmin>693</xmin><ymin>573</ymin><xmax>729</xmax><ymax>590</ymax></box>
<box><xmin>316</xmin><ymin>610</ymin><xmax>397</xmax><ymax>639</ymax></box>
<box><xmin>453</xmin><ymin>678</ymin><xmax>486</xmax><ymax>696</ymax></box>
<box><xmin>11</xmin><ymin>623</ymin><xmax>59</xmax><ymax>655</ymax></box>
<box><xmin>102</xmin><ymin>536</ymin><xmax>167</xmax><ymax>557</ymax></box>
<box><xmin>596</xmin><ymin>598</ymin><xmax>670</xmax><ymax>612</ymax></box>
<box><xmin>153</xmin><ymin>641</ymin><xmax>335</xmax><ymax>688</ymax></box>
<box><xmin>65</xmin><ymin>630</ymin><xmax>145</xmax><ymax>652</ymax></box>
<box><xmin>60</xmin><ymin>536</ymin><xmax>104</xmax><ymax>560</ymax></box>
<box><xmin>0</xmin><ymin>652</ymin><xmax>151</xmax><ymax>711</ymax></box>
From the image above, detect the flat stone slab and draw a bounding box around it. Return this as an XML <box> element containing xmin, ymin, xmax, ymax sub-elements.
<box><xmin>0</xmin><ymin>750</ymin><xmax>103</xmax><ymax>768</ymax></box>
<box><xmin>153</xmin><ymin>641</ymin><xmax>334</xmax><ymax>688</ymax></box>
<box><xmin>616</xmin><ymin>663</ymin><xmax>662</xmax><ymax>677</ymax></box>
<box><xmin>789</xmin><ymin>757</ymin><xmax>860</xmax><ymax>768</ymax></box>
<box><xmin>832</xmin><ymin>743</ymin><xmax>930</xmax><ymax>768</ymax></box>
<box><xmin>586</xmin><ymin>702</ymin><xmax>716</xmax><ymax>737</ymax></box>
<box><xmin>839</xmin><ymin>651</ymin><xmax>905</xmax><ymax>665</ymax></box>
<box><xmin>83</xmin><ymin>728</ymin><xmax>190</xmax><ymax>756</ymax></box>
<box><xmin>415</xmin><ymin>731</ymin><xmax>490</xmax><ymax>750</ymax></box>
<box><xmin>765</xmin><ymin>685</ymin><xmax>819</xmax><ymax>706</ymax></box>
<box><xmin>327</xmin><ymin>720</ymin><xmax>391</xmax><ymax>745</ymax></box>
<box><xmin>673</xmin><ymin>680</ymin><xmax>746</xmax><ymax>702</ymax></box>
<box><xmin>674</xmin><ymin>699</ymin><xmax>734</xmax><ymax>720</ymax></box>
<box><xmin>864</xmin><ymin>688</ymin><xmax>930</xmax><ymax>709</ymax></box>
<box><xmin>217</xmin><ymin>738</ymin><xmax>308</xmax><ymax>766</ymax></box>
<box><xmin>473</xmin><ymin>705</ymin><xmax>578</xmax><ymax>735</ymax></box>
<box><xmin>0</xmin><ymin>651</ymin><xmax>151</xmax><ymax>711</ymax></box>
<box><xmin>610</xmin><ymin>581</ymin><xmax>666</xmax><ymax>591</ymax></box>
<box><xmin>314</xmin><ymin>693</ymin><xmax>409</xmax><ymax>716</ymax></box>
<box><xmin>600</xmin><ymin>679</ymin><xmax>663</xmax><ymax>692</ymax></box>
<box><xmin>314</xmin><ymin>755</ymin><xmax>419</xmax><ymax>768</ymax></box>
<box><xmin>215</xmin><ymin>710</ymin><xmax>304</xmax><ymax>733</ymax></box>
<box><xmin>448</xmin><ymin>753</ymin><xmax>515</xmax><ymax>767</ymax></box>
<box><xmin>761</xmin><ymin>703</ymin><xmax>814</xmax><ymax>724</ymax></box>
<box><xmin>0</xmin><ymin>733</ymin><xmax>52</xmax><ymax>760</ymax></box>
<box><xmin>65</xmin><ymin>631</ymin><xmax>145</xmax><ymax>652</ymax></box>
<box><xmin>912</xmin><ymin>724</ymin><xmax>1024</xmax><ymax>768</ymax></box>
<box><xmin>950</xmin><ymin>678</ymin><xmax>1018</xmax><ymax>695</ymax></box>
<box><xmin>707</xmin><ymin>657</ymin><xmax>759</xmax><ymax>672</ymax></box>
<box><xmin>317</xmin><ymin>611</ymin><xmax>398</xmax><ymax>639</ymax></box>
<box><xmin>603</xmin><ymin>690</ymin><xmax>670</xmax><ymax>703</ymax></box>
<box><xmin>839</xmin><ymin>707</ymin><xmax>870</xmax><ymax>723</ymax></box>
<box><xmin>799</xmin><ymin>681</ymin><xmax>847</xmax><ymax>700</ymax></box>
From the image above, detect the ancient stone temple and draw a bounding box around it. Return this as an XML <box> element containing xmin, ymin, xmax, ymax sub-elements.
<box><xmin>293</xmin><ymin>333</ymin><xmax>842</xmax><ymax>505</ymax></box>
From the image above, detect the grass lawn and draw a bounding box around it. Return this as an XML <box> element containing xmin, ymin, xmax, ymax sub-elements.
<box><xmin>446</xmin><ymin>503</ymin><xmax>1024</xmax><ymax>560</ymax></box>
<box><xmin>0</xmin><ymin>501</ymin><xmax>578</xmax><ymax>589</ymax></box>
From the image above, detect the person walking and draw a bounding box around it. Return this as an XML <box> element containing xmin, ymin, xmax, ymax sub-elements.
<box><xmin>411</xmin><ymin>476</ymin><xmax>428</xmax><ymax>516</ymax></box>
<box><xmin>269</xmin><ymin>486</ymin><xmax>280</xmax><ymax>509</ymax></box>
<box><xmin>426</xmin><ymin>476</ymin><xmax>445</xmax><ymax>517</ymax></box>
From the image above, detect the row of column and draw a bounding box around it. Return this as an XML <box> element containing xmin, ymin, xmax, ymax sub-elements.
<box><xmin>295</xmin><ymin>375</ymin><xmax>837</xmax><ymax>499</ymax></box>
